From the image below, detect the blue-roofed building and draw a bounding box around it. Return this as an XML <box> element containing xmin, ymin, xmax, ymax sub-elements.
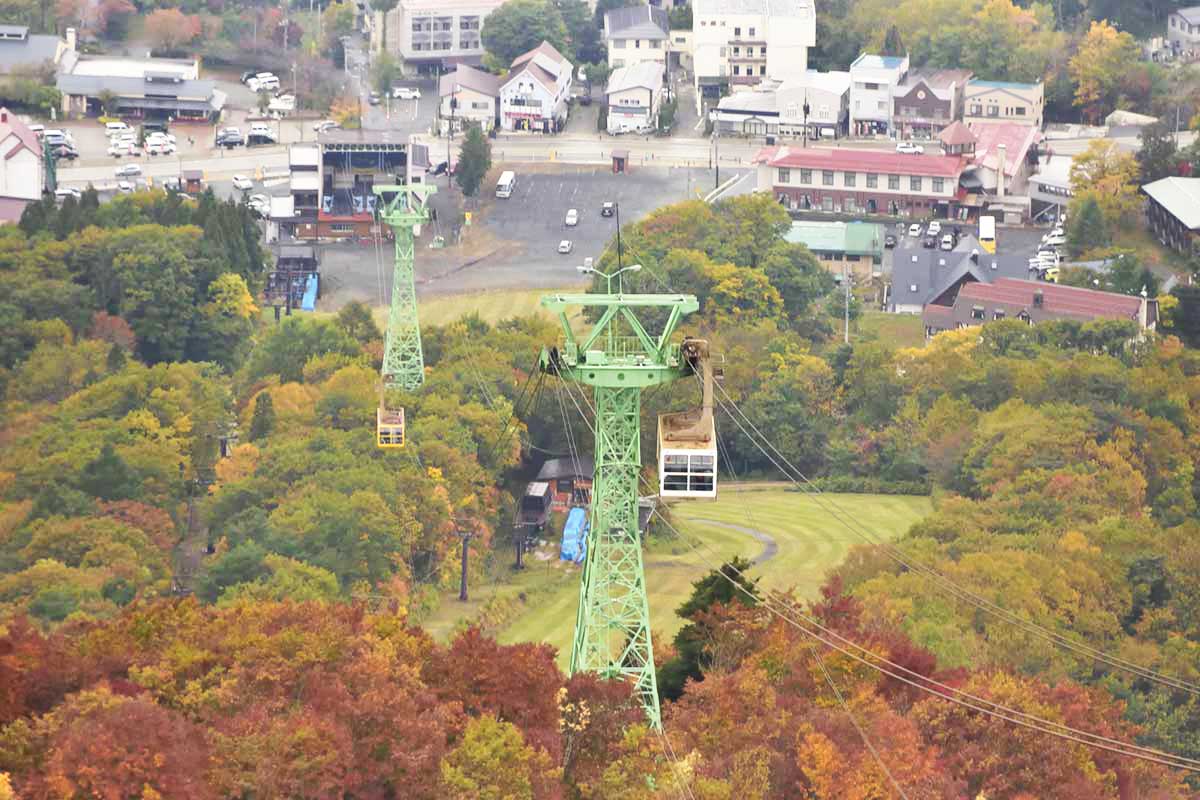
<box><xmin>963</xmin><ymin>78</ymin><xmax>1044</xmax><ymax>129</ymax></box>
<box><xmin>849</xmin><ymin>52</ymin><xmax>909</xmax><ymax>136</ymax></box>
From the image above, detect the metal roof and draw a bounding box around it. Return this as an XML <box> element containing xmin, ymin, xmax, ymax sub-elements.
<box><xmin>1174</xmin><ymin>5</ymin><xmax>1200</xmax><ymax>23</ymax></box>
<box><xmin>694</xmin><ymin>0</ymin><xmax>813</xmax><ymax>15</ymax></box>
<box><xmin>967</xmin><ymin>78</ymin><xmax>1041</xmax><ymax>92</ymax></box>
<box><xmin>850</xmin><ymin>54</ymin><xmax>907</xmax><ymax>72</ymax></box>
<box><xmin>536</xmin><ymin>456</ymin><xmax>595</xmax><ymax>481</ymax></box>
<box><xmin>57</xmin><ymin>73</ymin><xmax>216</xmax><ymax>100</ymax></box>
<box><xmin>604</xmin><ymin>5</ymin><xmax>668</xmax><ymax>39</ymax></box>
<box><xmin>439</xmin><ymin>63</ymin><xmax>500</xmax><ymax>98</ymax></box>
<box><xmin>606</xmin><ymin>61</ymin><xmax>664</xmax><ymax>95</ymax></box>
<box><xmin>757</xmin><ymin>144</ymin><xmax>966</xmax><ymax>178</ymax></box>
<box><xmin>958</xmin><ymin>278</ymin><xmax>1143</xmax><ymax>320</ymax></box>
<box><xmin>1143</xmin><ymin>177</ymin><xmax>1200</xmax><ymax>230</ymax></box>
<box><xmin>784</xmin><ymin>220</ymin><xmax>883</xmax><ymax>255</ymax></box>
<box><xmin>0</xmin><ymin>31</ymin><xmax>63</xmax><ymax>74</ymax></box>
<box><xmin>890</xmin><ymin>247</ymin><xmax>1032</xmax><ymax>308</ymax></box>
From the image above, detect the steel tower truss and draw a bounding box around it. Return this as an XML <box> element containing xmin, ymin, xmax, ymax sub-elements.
<box><xmin>540</xmin><ymin>292</ymin><xmax>700</xmax><ymax>729</ymax></box>
<box><xmin>373</xmin><ymin>184</ymin><xmax>437</xmax><ymax>391</ymax></box>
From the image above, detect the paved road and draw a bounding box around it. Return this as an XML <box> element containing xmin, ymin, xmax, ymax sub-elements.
<box><xmin>686</xmin><ymin>519</ymin><xmax>779</xmax><ymax>566</ymax></box>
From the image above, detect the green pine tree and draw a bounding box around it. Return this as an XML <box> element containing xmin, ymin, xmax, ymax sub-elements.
<box><xmin>78</xmin><ymin>443</ymin><xmax>139</xmax><ymax>501</ymax></box>
<box><xmin>882</xmin><ymin>25</ymin><xmax>905</xmax><ymax>57</ymax></box>
<box><xmin>249</xmin><ymin>392</ymin><xmax>276</xmax><ymax>441</ymax></box>
<box><xmin>1066</xmin><ymin>194</ymin><xmax>1109</xmax><ymax>258</ymax></box>
<box><xmin>106</xmin><ymin>343</ymin><xmax>127</xmax><ymax>373</ymax></box>
<box><xmin>455</xmin><ymin>123</ymin><xmax>492</xmax><ymax>198</ymax></box>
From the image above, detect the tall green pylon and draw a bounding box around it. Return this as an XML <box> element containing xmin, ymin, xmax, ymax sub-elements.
<box><xmin>373</xmin><ymin>184</ymin><xmax>436</xmax><ymax>391</ymax></box>
<box><xmin>541</xmin><ymin>289</ymin><xmax>700</xmax><ymax>729</ymax></box>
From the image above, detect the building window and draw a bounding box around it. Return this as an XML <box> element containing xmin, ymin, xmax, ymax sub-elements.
<box><xmin>749</xmin><ymin>27</ymin><xmax>755</xmax><ymax>36</ymax></box>
<box><xmin>971</xmin><ymin>306</ymin><xmax>985</xmax><ymax>320</ymax></box>
<box><xmin>888</xmin><ymin>174</ymin><xmax>900</xmax><ymax>190</ymax></box>
<box><xmin>635</xmin><ymin>39</ymin><xmax>641</xmax><ymax>48</ymax></box>
<box><xmin>987</xmin><ymin>105</ymin><xmax>999</xmax><ymax>117</ymax></box>
<box><xmin>877</xmin><ymin>100</ymin><xmax>886</xmax><ymax>111</ymax></box>
<box><xmin>866</xmin><ymin>172</ymin><xmax>878</xmax><ymax>188</ymax></box>
<box><xmin>844</xmin><ymin>172</ymin><xmax>856</xmax><ymax>187</ymax></box>
<box><xmin>613</xmin><ymin>58</ymin><xmax>624</xmax><ymax>67</ymax></box>
<box><xmin>800</xmin><ymin>169</ymin><xmax>812</xmax><ymax>183</ymax></box>
<box><xmin>734</xmin><ymin>26</ymin><xmax>741</xmax><ymax>35</ymax></box>
<box><xmin>733</xmin><ymin>46</ymin><xmax>740</xmax><ymax>55</ymax></box>
<box><xmin>1014</xmin><ymin>106</ymin><xmax>1026</xmax><ymax>116</ymax></box>
<box><xmin>865</xmin><ymin>82</ymin><xmax>879</xmax><ymax>90</ymax></box>
<box><xmin>733</xmin><ymin>65</ymin><xmax>740</xmax><ymax>75</ymax></box>
<box><xmin>613</xmin><ymin>39</ymin><xmax>625</xmax><ymax>48</ymax></box>
<box><xmin>778</xmin><ymin>168</ymin><xmax>790</xmax><ymax>183</ymax></box>
<box><xmin>969</xmin><ymin>104</ymin><xmax>982</xmax><ymax>115</ymax></box>
<box><xmin>932</xmin><ymin>177</ymin><xmax>944</xmax><ymax>192</ymax></box>
<box><xmin>822</xmin><ymin>170</ymin><xmax>834</xmax><ymax>186</ymax></box>
<box><xmin>760</xmin><ymin>46</ymin><xmax>767</xmax><ymax>56</ymax></box>
<box><xmin>331</xmin><ymin>222</ymin><xmax>355</xmax><ymax>233</ymax></box>
<box><xmin>910</xmin><ymin>176</ymin><xmax>922</xmax><ymax>191</ymax></box>
<box><xmin>993</xmin><ymin>310</ymin><xmax>1006</xmax><ymax>320</ymax></box>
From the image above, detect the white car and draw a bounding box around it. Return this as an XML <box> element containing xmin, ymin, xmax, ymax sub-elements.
<box><xmin>108</xmin><ymin>142</ymin><xmax>131</xmax><ymax>157</ymax></box>
<box><xmin>146</xmin><ymin>140</ymin><xmax>176</xmax><ymax>155</ymax></box>
<box><xmin>115</xmin><ymin>163</ymin><xmax>142</xmax><ymax>178</ymax></box>
<box><xmin>54</xmin><ymin>187</ymin><xmax>82</xmax><ymax>199</ymax></box>
<box><xmin>1042</xmin><ymin>234</ymin><xmax>1067</xmax><ymax>247</ymax></box>
<box><xmin>558</xmin><ymin>239</ymin><xmax>573</xmax><ymax>254</ymax></box>
<box><xmin>232</xmin><ymin>174</ymin><xmax>254</xmax><ymax>191</ymax></box>
<box><xmin>908</xmin><ymin>223</ymin><xmax>922</xmax><ymax>237</ymax></box>
<box><xmin>313</xmin><ymin>120</ymin><xmax>340</xmax><ymax>133</ymax></box>
<box><xmin>895</xmin><ymin>141</ymin><xmax>925</xmax><ymax>155</ymax></box>
<box><xmin>940</xmin><ymin>234</ymin><xmax>955</xmax><ymax>250</ymax></box>
<box><xmin>146</xmin><ymin>132</ymin><xmax>176</xmax><ymax>145</ymax></box>
<box><xmin>927</xmin><ymin>220</ymin><xmax>942</xmax><ymax>236</ymax></box>
<box><xmin>117</xmin><ymin>180</ymin><xmax>134</xmax><ymax>193</ymax></box>
<box><xmin>565</xmin><ymin>208</ymin><xmax>579</xmax><ymax>226</ymax></box>
<box><xmin>391</xmin><ymin>86</ymin><xmax>421</xmax><ymax>100</ymax></box>
<box><xmin>1046</xmin><ymin>226</ymin><xmax>1064</xmax><ymax>239</ymax></box>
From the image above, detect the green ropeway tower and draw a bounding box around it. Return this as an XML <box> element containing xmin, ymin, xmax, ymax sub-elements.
<box><xmin>372</xmin><ymin>184</ymin><xmax>436</xmax><ymax>449</ymax></box>
<box><xmin>540</xmin><ymin>289</ymin><xmax>701</xmax><ymax>729</ymax></box>
<box><xmin>375</xmin><ymin>184</ymin><xmax>437</xmax><ymax>393</ymax></box>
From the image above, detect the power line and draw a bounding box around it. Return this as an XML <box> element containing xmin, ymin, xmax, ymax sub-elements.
<box><xmin>711</xmin><ymin>380</ymin><xmax>1200</xmax><ymax>698</ymax></box>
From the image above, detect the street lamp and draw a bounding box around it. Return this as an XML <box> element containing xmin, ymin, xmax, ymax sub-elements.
<box><xmin>577</xmin><ymin>263</ymin><xmax>642</xmax><ymax>294</ymax></box>
<box><xmin>448</xmin><ymin>84</ymin><xmax>459</xmax><ymax>187</ymax></box>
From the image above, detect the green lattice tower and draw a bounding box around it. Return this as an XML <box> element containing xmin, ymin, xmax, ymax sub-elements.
<box><xmin>540</xmin><ymin>292</ymin><xmax>700</xmax><ymax>729</ymax></box>
<box><xmin>373</xmin><ymin>184</ymin><xmax>437</xmax><ymax>391</ymax></box>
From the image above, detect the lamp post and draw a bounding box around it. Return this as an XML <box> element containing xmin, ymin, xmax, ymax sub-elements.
<box><xmin>577</xmin><ymin>263</ymin><xmax>642</xmax><ymax>294</ymax></box>
<box><xmin>448</xmin><ymin>85</ymin><xmax>458</xmax><ymax>188</ymax></box>
<box><xmin>614</xmin><ymin>200</ymin><xmax>623</xmax><ymax>269</ymax></box>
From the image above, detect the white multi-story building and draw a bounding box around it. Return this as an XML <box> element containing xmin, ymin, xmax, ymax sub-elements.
<box><xmin>499</xmin><ymin>41</ymin><xmax>573</xmax><ymax>133</ymax></box>
<box><xmin>604</xmin><ymin>5</ymin><xmax>670</xmax><ymax>70</ymax></box>
<box><xmin>439</xmin><ymin>63</ymin><xmax>500</xmax><ymax>134</ymax></box>
<box><xmin>692</xmin><ymin>0</ymin><xmax>815</xmax><ymax>105</ymax></box>
<box><xmin>381</xmin><ymin>0</ymin><xmax>506</xmax><ymax>74</ymax></box>
<box><xmin>605</xmin><ymin>61</ymin><xmax>664</xmax><ymax>134</ymax></box>
<box><xmin>0</xmin><ymin>107</ymin><xmax>43</xmax><ymax>203</ymax></box>
<box><xmin>848</xmin><ymin>53</ymin><xmax>909</xmax><ymax>136</ymax></box>
<box><xmin>1168</xmin><ymin>6</ymin><xmax>1200</xmax><ymax>58</ymax></box>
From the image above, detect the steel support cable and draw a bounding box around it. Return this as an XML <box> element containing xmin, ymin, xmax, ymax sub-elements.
<box><xmin>477</xmin><ymin>352</ymin><xmax>542</xmax><ymax>468</ymax></box>
<box><xmin>655</xmin><ymin>725</ymin><xmax>699</xmax><ymax>800</ymax></box>
<box><xmin>710</xmin><ymin>380</ymin><xmax>1200</xmax><ymax>697</ymax></box>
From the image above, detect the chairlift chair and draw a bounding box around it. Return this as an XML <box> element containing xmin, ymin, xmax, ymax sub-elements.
<box><xmin>657</xmin><ymin>339</ymin><xmax>718</xmax><ymax>499</ymax></box>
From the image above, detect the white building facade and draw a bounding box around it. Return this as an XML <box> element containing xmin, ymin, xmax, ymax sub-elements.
<box><xmin>692</xmin><ymin>0</ymin><xmax>815</xmax><ymax>106</ymax></box>
<box><xmin>382</xmin><ymin>0</ymin><xmax>506</xmax><ymax>73</ymax></box>
<box><xmin>605</xmin><ymin>61</ymin><xmax>664</xmax><ymax>134</ymax></box>
<box><xmin>499</xmin><ymin>42</ymin><xmax>572</xmax><ymax>133</ymax></box>
<box><xmin>604</xmin><ymin>5</ymin><xmax>670</xmax><ymax>70</ymax></box>
<box><xmin>848</xmin><ymin>53</ymin><xmax>909</xmax><ymax>136</ymax></box>
<box><xmin>0</xmin><ymin>108</ymin><xmax>43</xmax><ymax>201</ymax></box>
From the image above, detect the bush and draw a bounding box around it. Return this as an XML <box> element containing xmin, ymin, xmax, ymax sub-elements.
<box><xmin>597</xmin><ymin>104</ymin><xmax>608</xmax><ymax>132</ymax></box>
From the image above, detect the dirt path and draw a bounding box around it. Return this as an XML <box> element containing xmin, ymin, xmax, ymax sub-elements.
<box><xmin>685</xmin><ymin>519</ymin><xmax>779</xmax><ymax>565</ymax></box>
<box><xmin>172</xmin><ymin>496</ymin><xmax>208</xmax><ymax>596</ymax></box>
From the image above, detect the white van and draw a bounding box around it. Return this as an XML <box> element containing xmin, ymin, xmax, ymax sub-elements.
<box><xmin>105</xmin><ymin>121</ymin><xmax>130</xmax><ymax>135</ymax></box>
<box><xmin>496</xmin><ymin>170</ymin><xmax>516</xmax><ymax>198</ymax></box>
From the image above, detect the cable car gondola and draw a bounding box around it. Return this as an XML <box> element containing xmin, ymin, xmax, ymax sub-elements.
<box><xmin>656</xmin><ymin>339</ymin><xmax>718</xmax><ymax>499</ymax></box>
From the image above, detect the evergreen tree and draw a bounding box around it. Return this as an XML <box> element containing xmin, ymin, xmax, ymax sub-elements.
<box><xmin>336</xmin><ymin>301</ymin><xmax>382</xmax><ymax>343</ymax></box>
<box><xmin>249</xmin><ymin>392</ymin><xmax>276</xmax><ymax>441</ymax></box>
<box><xmin>1066</xmin><ymin>194</ymin><xmax>1108</xmax><ymax>257</ymax></box>
<box><xmin>78</xmin><ymin>443</ymin><xmax>140</xmax><ymax>502</ymax></box>
<box><xmin>456</xmin><ymin>124</ymin><xmax>492</xmax><ymax>198</ymax></box>
<box><xmin>882</xmin><ymin>25</ymin><xmax>905</xmax><ymax>57</ymax></box>
<box><xmin>1137</xmin><ymin>121</ymin><xmax>1179</xmax><ymax>184</ymax></box>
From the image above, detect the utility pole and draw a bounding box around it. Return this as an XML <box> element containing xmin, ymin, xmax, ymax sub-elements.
<box><xmin>614</xmin><ymin>201</ymin><xmax>623</xmax><ymax>270</ymax></box>
<box><xmin>713</xmin><ymin>119</ymin><xmax>720</xmax><ymax>189</ymax></box>
<box><xmin>458</xmin><ymin>527</ymin><xmax>475</xmax><ymax>601</ymax></box>
<box><xmin>538</xmin><ymin>283</ymin><xmax>701</xmax><ymax>731</ymax></box>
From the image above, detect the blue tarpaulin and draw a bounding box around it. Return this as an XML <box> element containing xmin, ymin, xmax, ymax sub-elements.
<box><xmin>560</xmin><ymin>507</ymin><xmax>588</xmax><ymax>563</ymax></box>
<box><xmin>301</xmin><ymin>274</ymin><xmax>318</xmax><ymax>311</ymax></box>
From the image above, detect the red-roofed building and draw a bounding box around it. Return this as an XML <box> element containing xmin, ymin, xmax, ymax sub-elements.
<box><xmin>754</xmin><ymin>144</ymin><xmax>968</xmax><ymax>217</ymax></box>
<box><xmin>924</xmin><ymin>276</ymin><xmax>1157</xmax><ymax>337</ymax></box>
<box><xmin>0</xmin><ymin>106</ymin><xmax>43</xmax><ymax>203</ymax></box>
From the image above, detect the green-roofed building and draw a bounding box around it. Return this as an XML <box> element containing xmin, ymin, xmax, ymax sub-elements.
<box><xmin>784</xmin><ymin>220</ymin><xmax>884</xmax><ymax>275</ymax></box>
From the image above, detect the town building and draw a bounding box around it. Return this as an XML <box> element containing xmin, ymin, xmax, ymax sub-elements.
<box><xmin>891</xmin><ymin>68</ymin><xmax>972</xmax><ymax>140</ymax></box>
<box><xmin>754</xmin><ymin>144</ymin><xmax>966</xmax><ymax>217</ymax></box>
<box><xmin>1167</xmin><ymin>6</ymin><xmax>1200</xmax><ymax>59</ymax></box>
<box><xmin>535</xmin><ymin>456</ymin><xmax>594</xmax><ymax>512</ymax></box>
<box><xmin>605</xmin><ymin>61</ymin><xmax>665</xmax><ymax>134</ymax></box>
<box><xmin>0</xmin><ymin>24</ymin><xmax>75</xmax><ymax>77</ymax></box>
<box><xmin>381</xmin><ymin>0</ymin><xmax>506</xmax><ymax>73</ymax></box>
<box><xmin>1142</xmin><ymin>176</ymin><xmax>1200</xmax><ymax>257</ymax></box>
<box><xmin>712</xmin><ymin>71</ymin><xmax>850</xmax><ymax>139</ymax></box>
<box><xmin>56</xmin><ymin>54</ymin><xmax>224</xmax><ymax>121</ymax></box>
<box><xmin>848</xmin><ymin>53</ymin><xmax>909</xmax><ymax>136</ymax></box>
<box><xmin>888</xmin><ymin>246</ymin><xmax>1033</xmax><ymax>315</ymax></box>
<box><xmin>604</xmin><ymin>5</ymin><xmax>670</xmax><ymax>70</ymax></box>
<box><xmin>958</xmin><ymin>121</ymin><xmax>1042</xmax><ymax>222</ymax></box>
<box><xmin>1029</xmin><ymin>154</ymin><xmax>1073</xmax><ymax>223</ymax></box>
<box><xmin>692</xmin><ymin>0</ymin><xmax>816</xmax><ymax>103</ymax></box>
<box><xmin>963</xmin><ymin>79</ymin><xmax>1044</xmax><ymax>128</ymax></box>
<box><xmin>499</xmin><ymin>41</ymin><xmax>572</xmax><ymax>133</ymax></box>
<box><xmin>924</xmin><ymin>277</ymin><xmax>1157</xmax><ymax>337</ymax></box>
<box><xmin>438</xmin><ymin>63</ymin><xmax>500</xmax><ymax>135</ymax></box>
<box><xmin>783</xmin><ymin>220</ymin><xmax>884</xmax><ymax>275</ymax></box>
<box><xmin>0</xmin><ymin>107</ymin><xmax>43</xmax><ymax>220</ymax></box>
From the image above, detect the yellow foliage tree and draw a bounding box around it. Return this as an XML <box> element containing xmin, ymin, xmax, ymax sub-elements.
<box><xmin>1068</xmin><ymin>20</ymin><xmax>1140</xmax><ymax>123</ymax></box>
<box><xmin>1068</xmin><ymin>140</ymin><xmax>1140</xmax><ymax>230</ymax></box>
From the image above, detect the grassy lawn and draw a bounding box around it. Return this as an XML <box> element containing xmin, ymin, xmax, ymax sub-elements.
<box><xmin>857</xmin><ymin>311</ymin><xmax>926</xmax><ymax>349</ymax></box>
<box><xmin>421</xmin><ymin>489</ymin><xmax>931</xmax><ymax>668</ymax></box>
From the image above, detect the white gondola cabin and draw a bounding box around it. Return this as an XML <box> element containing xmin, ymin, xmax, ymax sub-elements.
<box><xmin>657</xmin><ymin>339</ymin><xmax>718</xmax><ymax>499</ymax></box>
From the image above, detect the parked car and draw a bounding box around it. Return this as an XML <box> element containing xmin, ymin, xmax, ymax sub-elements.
<box><xmin>240</xmin><ymin>70</ymin><xmax>258</xmax><ymax>84</ymax></box>
<box><xmin>1042</xmin><ymin>234</ymin><xmax>1066</xmax><ymax>248</ymax></box>
<box><xmin>922</xmin><ymin>235</ymin><xmax>937</xmax><ymax>249</ymax></box>
<box><xmin>146</xmin><ymin>140</ymin><xmax>176</xmax><ymax>155</ymax></box>
<box><xmin>908</xmin><ymin>223</ymin><xmax>922</xmax><ymax>237</ymax></box>
<box><xmin>895</xmin><ymin>141</ymin><xmax>925</xmax><ymax>155</ymax></box>
<box><xmin>1041</xmin><ymin>266</ymin><xmax>1061</xmax><ymax>283</ymax></box>
<box><xmin>884</xmin><ymin>233</ymin><xmax>897</xmax><ymax>248</ymax></box>
<box><xmin>601</xmin><ymin>201</ymin><xmax>615</xmax><ymax>217</ymax></box>
<box><xmin>940</xmin><ymin>234</ymin><xmax>955</xmax><ymax>250</ymax></box>
<box><xmin>313</xmin><ymin>120</ymin><xmax>340</xmax><ymax>133</ymax></box>
<box><xmin>162</xmin><ymin>176</ymin><xmax>182</xmax><ymax>191</ymax></box>
<box><xmin>927</xmin><ymin>220</ymin><xmax>942</xmax><ymax>236</ymax></box>
<box><xmin>107</xmin><ymin>142</ymin><xmax>134</xmax><ymax>157</ymax></box>
<box><xmin>391</xmin><ymin>86</ymin><xmax>420</xmax><ymax>100</ymax></box>
<box><xmin>368</xmin><ymin>91</ymin><xmax>381</xmax><ymax>105</ymax></box>
<box><xmin>117</xmin><ymin>180</ymin><xmax>134</xmax><ymax>193</ymax></box>
<box><xmin>54</xmin><ymin>187</ymin><xmax>82</xmax><ymax>199</ymax></box>
<box><xmin>248</xmin><ymin>193</ymin><xmax>270</xmax><ymax>214</ymax></box>
<box><xmin>232</xmin><ymin>174</ymin><xmax>254</xmax><ymax>191</ymax></box>
<box><xmin>115</xmin><ymin>163</ymin><xmax>141</xmax><ymax>177</ymax></box>
<box><xmin>579</xmin><ymin>93</ymin><xmax>592</xmax><ymax>106</ymax></box>
<box><xmin>217</xmin><ymin>131</ymin><xmax>244</xmax><ymax>148</ymax></box>
<box><xmin>53</xmin><ymin>145</ymin><xmax>78</xmax><ymax>160</ymax></box>
<box><xmin>565</xmin><ymin>208</ymin><xmax>579</xmax><ymax>226</ymax></box>
<box><xmin>558</xmin><ymin>239</ymin><xmax>573</xmax><ymax>254</ymax></box>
